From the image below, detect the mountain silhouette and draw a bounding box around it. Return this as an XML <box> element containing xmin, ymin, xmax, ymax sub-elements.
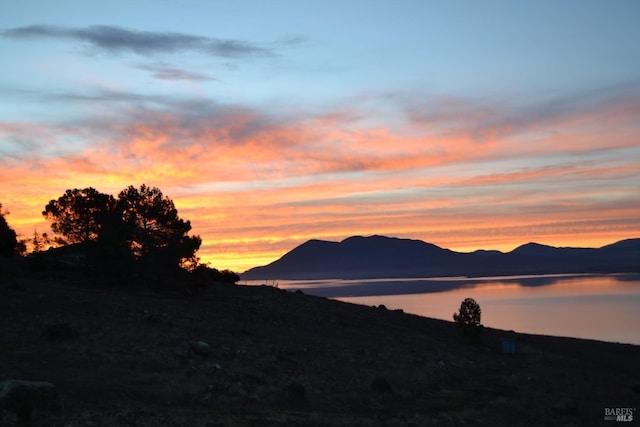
<box><xmin>242</xmin><ymin>235</ymin><xmax>640</xmax><ymax>280</ymax></box>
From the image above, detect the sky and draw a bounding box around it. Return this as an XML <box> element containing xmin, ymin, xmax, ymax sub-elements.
<box><xmin>1</xmin><ymin>0</ymin><xmax>639</xmax><ymax>272</ymax></box>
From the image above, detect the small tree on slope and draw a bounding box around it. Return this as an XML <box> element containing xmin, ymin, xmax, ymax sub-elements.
<box><xmin>453</xmin><ymin>297</ymin><xmax>483</xmax><ymax>338</ymax></box>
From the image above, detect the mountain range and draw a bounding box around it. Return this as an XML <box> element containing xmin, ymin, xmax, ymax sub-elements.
<box><xmin>241</xmin><ymin>235</ymin><xmax>640</xmax><ymax>280</ymax></box>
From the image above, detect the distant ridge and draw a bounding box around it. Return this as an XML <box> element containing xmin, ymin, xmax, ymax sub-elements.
<box><xmin>241</xmin><ymin>235</ymin><xmax>640</xmax><ymax>280</ymax></box>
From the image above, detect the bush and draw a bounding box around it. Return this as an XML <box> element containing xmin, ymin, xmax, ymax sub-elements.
<box><xmin>187</xmin><ymin>265</ymin><xmax>240</xmax><ymax>296</ymax></box>
<box><xmin>453</xmin><ymin>297</ymin><xmax>483</xmax><ymax>338</ymax></box>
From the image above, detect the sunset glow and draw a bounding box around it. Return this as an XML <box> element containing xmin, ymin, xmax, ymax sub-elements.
<box><xmin>2</xmin><ymin>1</ymin><xmax>639</xmax><ymax>272</ymax></box>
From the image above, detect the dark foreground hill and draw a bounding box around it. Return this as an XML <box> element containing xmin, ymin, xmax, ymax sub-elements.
<box><xmin>242</xmin><ymin>235</ymin><xmax>640</xmax><ymax>280</ymax></box>
<box><xmin>1</xmin><ymin>275</ymin><xmax>639</xmax><ymax>426</ymax></box>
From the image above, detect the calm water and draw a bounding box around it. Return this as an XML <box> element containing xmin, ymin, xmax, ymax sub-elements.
<box><xmin>245</xmin><ymin>274</ymin><xmax>640</xmax><ymax>345</ymax></box>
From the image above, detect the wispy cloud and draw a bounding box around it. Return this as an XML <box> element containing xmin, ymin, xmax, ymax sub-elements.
<box><xmin>3</xmin><ymin>85</ymin><xmax>640</xmax><ymax>181</ymax></box>
<box><xmin>399</xmin><ymin>81</ymin><xmax>640</xmax><ymax>142</ymax></box>
<box><xmin>1</xmin><ymin>85</ymin><xmax>639</xmax><ymax>271</ymax></box>
<box><xmin>2</xmin><ymin>24</ymin><xmax>275</xmax><ymax>58</ymax></box>
<box><xmin>133</xmin><ymin>62</ymin><xmax>215</xmax><ymax>82</ymax></box>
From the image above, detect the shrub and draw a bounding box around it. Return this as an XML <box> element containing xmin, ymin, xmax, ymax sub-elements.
<box><xmin>453</xmin><ymin>297</ymin><xmax>483</xmax><ymax>338</ymax></box>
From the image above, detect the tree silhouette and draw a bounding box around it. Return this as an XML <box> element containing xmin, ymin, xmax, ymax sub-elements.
<box><xmin>43</xmin><ymin>188</ymin><xmax>117</xmax><ymax>244</ymax></box>
<box><xmin>0</xmin><ymin>204</ymin><xmax>18</xmax><ymax>257</ymax></box>
<box><xmin>117</xmin><ymin>184</ymin><xmax>201</xmax><ymax>270</ymax></box>
<box><xmin>92</xmin><ymin>204</ymin><xmax>134</xmax><ymax>284</ymax></box>
<box><xmin>31</xmin><ymin>230</ymin><xmax>50</xmax><ymax>253</ymax></box>
<box><xmin>453</xmin><ymin>297</ymin><xmax>483</xmax><ymax>338</ymax></box>
<box><xmin>42</xmin><ymin>185</ymin><xmax>202</xmax><ymax>285</ymax></box>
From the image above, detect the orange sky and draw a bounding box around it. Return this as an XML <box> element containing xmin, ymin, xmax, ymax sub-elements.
<box><xmin>2</xmin><ymin>3</ymin><xmax>639</xmax><ymax>273</ymax></box>
<box><xmin>2</xmin><ymin>92</ymin><xmax>639</xmax><ymax>273</ymax></box>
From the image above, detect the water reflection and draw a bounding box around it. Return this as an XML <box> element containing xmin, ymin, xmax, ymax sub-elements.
<box><xmin>248</xmin><ymin>273</ymin><xmax>636</xmax><ymax>298</ymax></box>
<box><xmin>246</xmin><ymin>274</ymin><xmax>640</xmax><ymax>345</ymax></box>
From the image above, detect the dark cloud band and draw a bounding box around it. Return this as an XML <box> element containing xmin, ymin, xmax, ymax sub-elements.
<box><xmin>2</xmin><ymin>24</ymin><xmax>273</xmax><ymax>58</ymax></box>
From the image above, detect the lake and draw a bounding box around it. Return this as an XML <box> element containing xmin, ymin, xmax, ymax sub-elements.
<box><xmin>245</xmin><ymin>274</ymin><xmax>640</xmax><ymax>345</ymax></box>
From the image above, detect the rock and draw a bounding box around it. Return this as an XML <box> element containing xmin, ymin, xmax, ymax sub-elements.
<box><xmin>192</xmin><ymin>341</ymin><xmax>211</xmax><ymax>356</ymax></box>
<box><xmin>0</xmin><ymin>379</ymin><xmax>61</xmax><ymax>426</ymax></box>
<box><xmin>370</xmin><ymin>377</ymin><xmax>392</xmax><ymax>394</ymax></box>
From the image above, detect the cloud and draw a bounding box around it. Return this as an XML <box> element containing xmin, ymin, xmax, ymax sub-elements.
<box><xmin>4</xmin><ymin>85</ymin><xmax>640</xmax><ymax>185</ymax></box>
<box><xmin>2</xmin><ymin>85</ymin><xmax>639</xmax><ymax>271</ymax></box>
<box><xmin>396</xmin><ymin>81</ymin><xmax>640</xmax><ymax>141</ymax></box>
<box><xmin>2</xmin><ymin>24</ymin><xmax>275</xmax><ymax>58</ymax></box>
<box><xmin>133</xmin><ymin>63</ymin><xmax>215</xmax><ymax>82</ymax></box>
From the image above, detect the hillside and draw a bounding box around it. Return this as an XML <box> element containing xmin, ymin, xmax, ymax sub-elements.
<box><xmin>2</xmin><ymin>274</ymin><xmax>640</xmax><ymax>426</ymax></box>
<box><xmin>1</xmin><ymin>275</ymin><xmax>639</xmax><ymax>426</ymax></box>
<box><xmin>242</xmin><ymin>235</ymin><xmax>640</xmax><ymax>280</ymax></box>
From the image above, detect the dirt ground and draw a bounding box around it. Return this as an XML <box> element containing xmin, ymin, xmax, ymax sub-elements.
<box><xmin>1</xmin><ymin>274</ymin><xmax>639</xmax><ymax>426</ymax></box>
